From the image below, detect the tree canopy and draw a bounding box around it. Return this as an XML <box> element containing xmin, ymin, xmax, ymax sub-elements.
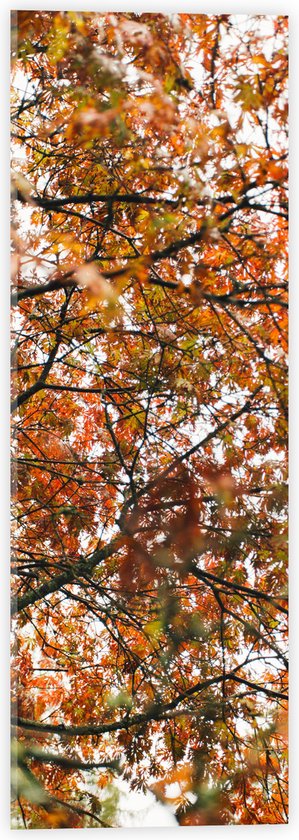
<box><xmin>11</xmin><ymin>11</ymin><xmax>288</xmax><ymax>828</ymax></box>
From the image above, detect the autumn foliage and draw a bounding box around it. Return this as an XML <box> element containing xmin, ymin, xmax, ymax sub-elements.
<box><xmin>11</xmin><ymin>12</ymin><xmax>288</xmax><ymax>828</ymax></box>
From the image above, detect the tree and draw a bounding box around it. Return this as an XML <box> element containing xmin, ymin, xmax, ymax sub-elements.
<box><xmin>10</xmin><ymin>11</ymin><xmax>288</xmax><ymax>828</ymax></box>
